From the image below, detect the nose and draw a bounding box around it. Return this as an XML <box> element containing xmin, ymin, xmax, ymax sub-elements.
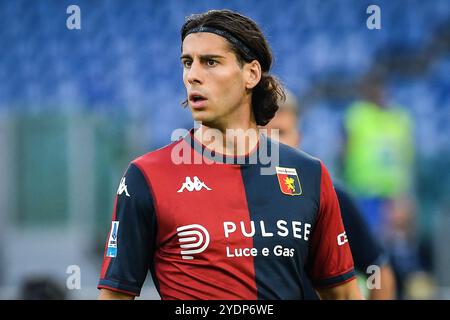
<box><xmin>185</xmin><ymin>60</ymin><xmax>203</xmax><ymax>85</ymax></box>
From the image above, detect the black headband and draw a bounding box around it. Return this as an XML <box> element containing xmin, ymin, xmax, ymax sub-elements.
<box><xmin>184</xmin><ymin>26</ymin><xmax>257</xmax><ymax>60</ymax></box>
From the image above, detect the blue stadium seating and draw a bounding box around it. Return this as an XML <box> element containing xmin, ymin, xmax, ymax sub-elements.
<box><xmin>0</xmin><ymin>0</ymin><xmax>449</xmax><ymax>150</ymax></box>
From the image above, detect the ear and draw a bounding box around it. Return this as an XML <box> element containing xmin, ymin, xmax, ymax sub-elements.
<box><xmin>244</xmin><ymin>60</ymin><xmax>262</xmax><ymax>90</ymax></box>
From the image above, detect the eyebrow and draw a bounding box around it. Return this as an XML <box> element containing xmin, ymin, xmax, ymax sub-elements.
<box><xmin>180</xmin><ymin>54</ymin><xmax>226</xmax><ymax>61</ymax></box>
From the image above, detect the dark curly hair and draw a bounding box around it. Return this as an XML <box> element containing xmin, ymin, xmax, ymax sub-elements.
<box><xmin>181</xmin><ymin>9</ymin><xmax>285</xmax><ymax>126</ymax></box>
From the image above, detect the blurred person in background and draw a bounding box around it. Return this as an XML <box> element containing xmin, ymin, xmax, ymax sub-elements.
<box><xmin>343</xmin><ymin>69</ymin><xmax>414</xmax><ymax>232</ymax></box>
<box><xmin>265</xmin><ymin>89</ymin><xmax>396</xmax><ymax>299</ymax></box>
<box><xmin>97</xmin><ymin>9</ymin><xmax>362</xmax><ymax>300</ymax></box>
<box><xmin>19</xmin><ymin>276</ymin><xmax>67</xmax><ymax>300</ymax></box>
<box><xmin>342</xmin><ymin>69</ymin><xmax>425</xmax><ymax>299</ymax></box>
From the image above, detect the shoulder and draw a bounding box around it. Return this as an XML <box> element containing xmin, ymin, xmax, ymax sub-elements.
<box><xmin>266</xmin><ymin>137</ymin><xmax>324</xmax><ymax>195</ymax></box>
<box><xmin>269</xmin><ymin>136</ymin><xmax>322</xmax><ymax>169</ymax></box>
<box><xmin>132</xmin><ymin>137</ymin><xmax>185</xmax><ymax>169</ymax></box>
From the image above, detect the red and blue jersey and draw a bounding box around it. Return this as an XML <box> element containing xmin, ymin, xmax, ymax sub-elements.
<box><xmin>98</xmin><ymin>129</ymin><xmax>355</xmax><ymax>299</ymax></box>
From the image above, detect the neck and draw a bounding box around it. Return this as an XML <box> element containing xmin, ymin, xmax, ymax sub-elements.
<box><xmin>194</xmin><ymin>122</ymin><xmax>260</xmax><ymax>157</ymax></box>
<box><xmin>194</xmin><ymin>94</ymin><xmax>260</xmax><ymax>156</ymax></box>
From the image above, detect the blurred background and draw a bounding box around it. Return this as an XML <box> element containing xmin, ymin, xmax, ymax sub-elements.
<box><xmin>0</xmin><ymin>0</ymin><xmax>449</xmax><ymax>299</ymax></box>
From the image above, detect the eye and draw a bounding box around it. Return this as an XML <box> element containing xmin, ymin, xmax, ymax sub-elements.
<box><xmin>182</xmin><ymin>60</ymin><xmax>192</xmax><ymax>68</ymax></box>
<box><xmin>206</xmin><ymin>59</ymin><xmax>217</xmax><ymax>67</ymax></box>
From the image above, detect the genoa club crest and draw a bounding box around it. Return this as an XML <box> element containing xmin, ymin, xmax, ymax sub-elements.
<box><xmin>276</xmin><ymin>166</ymin><xmax>302</xmax><ymax>196</ymax></box>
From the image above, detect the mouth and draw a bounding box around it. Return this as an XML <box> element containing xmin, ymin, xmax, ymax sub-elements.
<box><xmin>189</xmin><ymin>92</ymin><xmax>208</xmax><ymax>108</ymax></box>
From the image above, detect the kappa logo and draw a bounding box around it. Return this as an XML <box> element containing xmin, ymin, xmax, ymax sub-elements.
<box><xmin>176</xmin><ymin>224</ymin><xmax>210</xmax><ymax>260</ymax></box>
<box><xmin>337</xmin><ymin>231</ymin><xmax>348</xmax><ymax>246</ymax></box>
<box><xmin>117</xmin><ymin>177</ymin><xmax>130</xmax><ymax>197</ymax></box>
<box><xmin>177</xmin><ymin>176</ymin><xmax>212</xmax><ymax>193</ymax></box>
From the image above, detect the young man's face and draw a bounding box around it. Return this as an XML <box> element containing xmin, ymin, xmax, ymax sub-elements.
<box><xmin>181</xmin><ymin>32</ymin><xmax>250</xmax><ymax>129</ymax></box>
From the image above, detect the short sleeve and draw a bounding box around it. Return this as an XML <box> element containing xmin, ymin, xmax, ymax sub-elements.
<box><xmin>98</xmin><ymin>163</ymin><xmax>156</xmax><ymax>296</ymax></box>
<box><xmin>306</xmin><ymin>162</ymin><xmax>356</xmax><ymax>288</ymax></box>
